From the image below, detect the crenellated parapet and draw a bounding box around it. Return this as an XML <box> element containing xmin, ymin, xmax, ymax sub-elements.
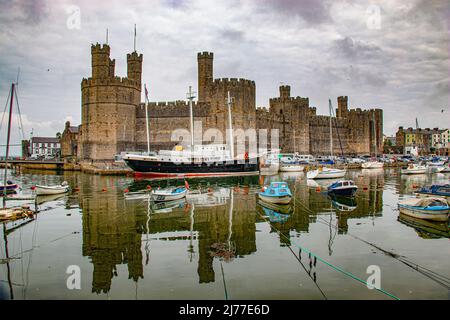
<box><xmin>81</xmin><ymin>76</ymin><xmax>141</xmax><ymax>90</ymax></box>
<box><xmin>211</xmin><ymin>77</ymin><xmax>255</xmax><ymax>88</ymax></box>
<box><xmin>136</xmin><ymin>101</ymin><xmax>209</xmax><ymax>118</ymax></box>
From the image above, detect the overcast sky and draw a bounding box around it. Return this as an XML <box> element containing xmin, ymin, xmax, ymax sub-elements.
<box><xmin>0</xmin><ymin>0</ymin><xmax>448</xmax><ymax>155</ymax></box>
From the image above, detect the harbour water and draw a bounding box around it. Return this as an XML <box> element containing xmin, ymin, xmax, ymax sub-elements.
<box><xmin>0</xmin><ymin>168</ymin><xmax>449</xmax><ymax>300</ymax></box>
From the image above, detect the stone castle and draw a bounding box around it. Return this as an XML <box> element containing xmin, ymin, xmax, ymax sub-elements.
<box><xmin>78</xmin><ymin>43</ymin><xmax>382</xmax><ymax>161</ymax></box>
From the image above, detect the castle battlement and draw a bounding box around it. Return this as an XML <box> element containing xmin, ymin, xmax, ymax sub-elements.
<box><xmin>127</xmin><ymin>51</ymin><xmax>143</xmax><ymax>61</ymax></box>
<box><xmin>197</xmin><ymin>51</ymin><xmax>214</xmax><ymax>59</ymax></box>
<box><xmin>91</xmin><ymin>43</ymin><xmax>110</xmax><ymax>54</ymax></box>
<box><xmin>81</xmin><ymin>76</ymin><xmax>140</xmax><ymax>89</ymax></box>
<box><xmin>137</xmin><ymin>101</ymin><xmax>209</xmax><ymax>118</ymax></box>
<box><xmin>211</xmin><ymin>78</ymin><xmax>255</xmax><ymax>87</ymax></box>
<box><xmin>269</xmin><ymin>96</ymin><xmax>308</xmax><ymax>104</ymax></box>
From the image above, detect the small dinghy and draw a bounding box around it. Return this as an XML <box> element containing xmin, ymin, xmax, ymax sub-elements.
<box><xmin>415</xmin><ymin>184</ymin><xmax>450</xmax><ymax>199</ymax></box>
<box><xmin>398</xmin><ymin>197</ymin><xmax>449</xmax><ymax>221</ymax></box>
<box><xmin>279</xmin><ymin>159</ymin><xmax>304</xmax><ymax>172</ymax></box>
<box><xmin>34</xmin><ymin>181</ymin><xmax>70</xmax><ymax>196</ymax></box>
<box><xmin>307</xmin><ymin>167</ymin><xmax>346</xmax><ymax>179</ymax></box>
<box><xmin>401</xmin><ymin>164</ymin><xmax>427</xmax><ymax>175</ymax></box>
<box><xmin>0</xmin><ymin>180</ymin><xmax>19</xmax><ymax>195</ymax></box>
<box><xmin>150</xmin><ymin>186</ymin><xmax>187</xmax><ymax>202</ymax></box>
<box><xmin>327</xmin><ymin>180</ymin><xmax>358</xmax><ymax>197</ymax></box>
<box><xmin>258</xmin><ymin>182</ymin><xmax>292</xmax><ymax>204</ymax></box>
<box><xmin>361</xmin><ymin>161</ymin><xmax>384</xmax><ymax>169</ymax></box>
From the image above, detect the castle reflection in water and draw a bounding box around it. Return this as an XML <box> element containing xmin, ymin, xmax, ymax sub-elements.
<box><xmin>74</xmin><ymin>172</ymin><xmax>385</xmax><ymax>294</ymax></box>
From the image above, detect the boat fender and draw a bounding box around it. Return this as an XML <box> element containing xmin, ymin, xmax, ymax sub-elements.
<box><xmin>147</xmin><ymin>185</ymin><xmax>152</xmax><ymax>190</ymax></box>
<box><xmin>30</xmin><ymin>186</ymin><xmax>35</xmax><ymax>190</ymax></box>
<box><xmin>124</xmin><ymin>189</ymin><xmax>129</xmax><ymax>193</ymax></box>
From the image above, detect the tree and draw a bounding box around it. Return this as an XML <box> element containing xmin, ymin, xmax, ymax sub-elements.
<box><xmin>56</xmin><ymin>132</ymin><xmax>62</xmax><ymax>140</ymax></box>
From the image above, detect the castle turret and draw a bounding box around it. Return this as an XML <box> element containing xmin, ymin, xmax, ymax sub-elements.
<box><xmin>91</xmin><ymin>43</ymin><xmax>111</xmax><ymax>79</ymax></box>
<box><xmin>337</xmin><ymin>96</ymin><xmax>348</xmax><ymax>118</ymax></box>
<box><xmin>279</xmin><ymin>85</ymin><xmax>291</xmax><ymax>100</ymax></box>
<box><xmin>127</xmin><ymin>51</ymin><xmax>143</xmax><ymax>91</ymax></box>
<box><xmin>109</xmin><ymin>58</ymin><xmax>115</xmax><ymax>77</ymax></box>
<box><xmin>197</xmin><ymin>52</ymin><xmax>213</xmax><ymax>103</ymax></box>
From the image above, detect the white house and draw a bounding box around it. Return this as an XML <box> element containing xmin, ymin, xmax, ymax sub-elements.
<box><xmin>30</xmin><ymin>137</ymin><xmax>61</xmax><ymax>158</ymax></box>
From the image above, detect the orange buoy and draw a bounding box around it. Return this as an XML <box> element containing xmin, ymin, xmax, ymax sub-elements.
<box><xmin>101</xmin><ymin>188</ymin><xmax>107</xmax><ymax>192</ymax></box>
<box><xmin>363</xmin><ymin>187</ymin><xmax>368</xmax><ymax>191</ymax></box>
<box><xmin>30</xmin><ymin>186</ymin><xmax>35</xmax><ymax>190</ymax></box>
<box><xmin>315</xmin><ymin>187</ymin><xmax>321</xmax><ymax>192</ymax></box>
<box><xmin>124</xmin><ymin>188</ymin><xmax>129</xmax><ymax>193</ymax></box>
<box><xmin>74</xmin><ymin>187</ymin><xmax>79</xmax><ymax>192</ymax></box>
<box><xmin>147</xmin><ymin>185</ymin><xmax>152</xmax><ymax>190</ymax></box>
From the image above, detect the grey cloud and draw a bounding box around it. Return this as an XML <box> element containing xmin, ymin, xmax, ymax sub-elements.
<box><xmin>219</xmin><ymin>29</ymin><xmax>244</xmax><ymax>42</ymax></box>
<box><xmin>0</xmin><ymin>0</ymin><xmax>49</xmax><ymax>24</ymax></box>
<box><xmin>333</xmin><ymin>37</ymin><xmax>382</xmax><ymax>60</ymax></box>
<box><xmin>256</xmin><ymin>0</ymin><xmax>331</xmax><ymax>24</ymax></box>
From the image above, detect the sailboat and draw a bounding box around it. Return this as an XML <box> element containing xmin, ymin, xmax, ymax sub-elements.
<box><xmin>123</xmin><ymin>87</ymin><xmax>260</xmax><ymax>178</ymax></box>
<box><xmin>307</xmin><ymin>99</ymin><xmax>346</xmax><ymax>180</ymax></box>
<box><xmin>361</xmin><ymin>112</ymin><xmax>383</xmax><ymax>169</ymax></box>
<box><xmin>1</xmin><ymin>83</ymin><xmax>20</xmax><ymax>196</ymax></box>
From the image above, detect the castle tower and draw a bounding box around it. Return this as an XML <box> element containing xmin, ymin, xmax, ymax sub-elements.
<box><xmin>197</xmin><ymin>52</ymin><xmax>213</xmax><ymax>103</ymax></box>
<box><xmin>91</xmin><ymin>43</ymin><xmax>111</xmax><ymax>79</ymax></box>
<box><xmin>80</xmin><ymin>43</ymin><xmax>141</xmax><ymax>161</ymax></box>
<box><xmin>337</xmin><ymin>96</ymin><xmax>348</xmax><ymax>118</ymax></box>
<box><xmin>127</xmin><ymin>51</ymin><xmax>143</xmax><ymax>91</ymax></box>
<box><xmin>279</xmin><ymin>85</ymin><xmax>291</xmax><ymax>100</ymax></box>
<box><xmin>109</xmin><ymin>58</ymin><xmax>115</xmax><ymax>78</ymax></box>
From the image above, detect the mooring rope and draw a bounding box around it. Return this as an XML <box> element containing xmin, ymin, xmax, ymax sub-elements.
<box><xmin>294</xmin><ymin>190</ymin><xmax>450</xmax><ymax>291</ymax></box>
<box><xmin>256</xmin><ymin>207</ymin><xmax>399</xmax><ymax>300</ymax></box>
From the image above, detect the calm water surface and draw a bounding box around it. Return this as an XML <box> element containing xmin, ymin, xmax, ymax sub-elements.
<box><xmin>0</xmin><ymin>168</ymin><xmax>449</xmax><ymax>300</ymax></box>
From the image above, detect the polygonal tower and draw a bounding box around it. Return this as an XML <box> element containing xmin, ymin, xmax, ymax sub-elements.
<box><xmin>127</xmin><ymin>51</ymin><xmax>143</xmax><ymax>91</ymax></box>
<box><xmin>80</xmin><ymin>43</ymin><xmax>142</xmax><ymax>161</ymax></box>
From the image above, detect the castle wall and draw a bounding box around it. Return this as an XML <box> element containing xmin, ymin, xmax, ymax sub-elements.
<box><xmin>79</xmin><ymin>45</ymin><xmax>383</xmax><ymax>161</ymax></box>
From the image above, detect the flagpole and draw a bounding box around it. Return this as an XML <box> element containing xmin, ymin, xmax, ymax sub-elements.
<box><xmin>144</xmin><ymin>84</ymin><xmax>150</xmax><ymax>154</ymax></box>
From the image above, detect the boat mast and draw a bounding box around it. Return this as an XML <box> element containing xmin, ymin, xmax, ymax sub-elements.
<box><xmin>329</xmin><ymin>99</ymin><xmax>333</xmax><ymax>158</ymax></box>
<box><xmin>144</xmin><ymin>84</ymin><xmax>150</xmax><ymax>154</ymax></box>
<box><xmin>3</xmin><ymin>83</ymin><xmax>14</xmax><ymax>203</ymax></box>
<box><xmin>372</xmin><ymin>112</ymin><xmax>377</xmax><ymax>159</ymax></box>
<box><xmin>187</xmin><ymin>86</ymin><xmax>195</xmax><ymax>150</ymax></box>
<box><xmin>227</xmin><ymin>91</ymin><xmax>234</xmax><ymax>159</ymax></box>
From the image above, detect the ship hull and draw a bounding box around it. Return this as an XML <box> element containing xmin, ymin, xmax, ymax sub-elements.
<box><xmin>125</xmin><ymin>158</ymin><xmax>260</xmax><ymax>178</ymax></box>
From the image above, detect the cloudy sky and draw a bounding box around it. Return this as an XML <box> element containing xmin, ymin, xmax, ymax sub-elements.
<box><xmin>0</xmin><ymin>0</ymin><xmax>448</xmax><ymax>155</ymax></box>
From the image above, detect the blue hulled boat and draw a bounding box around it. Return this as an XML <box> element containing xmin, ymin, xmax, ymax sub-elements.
<box><xmin>258</xmin><ymin>182</ymin><xmax>292</xmax><ymax>204</ymax></box>
<box><xmin>398</xmin><ymin>197</ymin><xmax>449</xmax><ymax>221</ymax></box>
<box><xmin>0</xmin><ymin>180</ymin><xmax>19</xmax><ymax>195</ymax></box>
<box><xmin>415</xmin><ymin>184</ymin><xmax>450</xmax><ymax>199</ymax></box>
<box><xmin>327</xmin><ymin>180</ymin><xmax>358</xmax><ymax>197</ymax></box>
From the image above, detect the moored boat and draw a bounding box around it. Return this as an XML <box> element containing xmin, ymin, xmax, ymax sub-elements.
<box><xmin>398</xmin><ymin>197</ymin><xmax>449</xmax><ymax>221</ymax></box>
<box><xmin>258</xmin><ymin>182</ymin><xmax>292</xmax><ymax>204</ymax></box>
<box><xmin>279</xmin><ymin>161</ymin><xmax>304</xmax><ymax>172</ymax></box>
<box><xmin>34</xmin><ymin>181</ymin><xmax>70</xmax><ymax>196</ymax></box>
<box><xmin>150</xmin><ymin>186</ymin><xmax>188</xmax><ymax>202</ymax></box>
<box><xmin>0</xmin><ymin>180</ymin><xmax>19</xmax><ymax>195</ymax></box>
<box><xmin>361</xmin><ymin>161</ymin><xmax>384</xmax><ymax>169</ymax></box>
<box><xmin>327</xmin><ymin>180</ymin><xmax>358</xmax><ymax>197</ymax></box>
<box><xmin>307</xmin><ymin>167</ymin><xmax>346</xmax><ymax>179</ymax></box>
<box><xmin>415</xmin><ymin>184</ymin><xmax>450</xmax><ymax>199</ymax></box>
<box><xmin>401</xmin><ymin>164</ymin><xmax>427</xmax><ymax>175</ymax></box>
<box><xmin>123</xmin><ymin>87</ymin><xmax>260</xmax><ymax>178</ymax></box>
